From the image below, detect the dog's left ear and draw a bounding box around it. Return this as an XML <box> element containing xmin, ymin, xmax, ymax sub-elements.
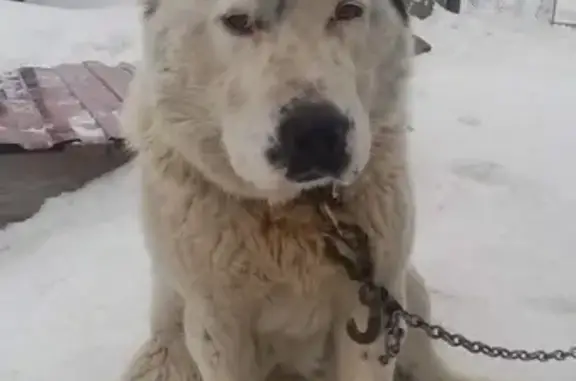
<box><xmin>141</xmin><ymin>0</ymin><xmax>159</xmax><ymax>18</ymax></box>
<box><xmin>389</xmin><ymin>0</ymin><xmax>409</xmax><ymax>24</ymax></box>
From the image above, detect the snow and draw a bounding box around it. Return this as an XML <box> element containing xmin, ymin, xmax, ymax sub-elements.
<box><xmin>1</xmin><ymin>1</ymin><xmax>576</xmax><ymax>381</ymax></box>
<box><xmin>0</xmin><ymin>0</ymin><xmax>139</xmax><ymax>72</ymax></box>
<box><xmin>554</xmin><ymin>0</ymin><xmax>576</xmax><ymax>25</ymax></box>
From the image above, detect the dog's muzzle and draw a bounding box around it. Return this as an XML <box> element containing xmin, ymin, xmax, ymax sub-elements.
<box><xmin>267</xmin><ymin>101</ymin><xmax>351</xmax><ymax>183</ymax></box>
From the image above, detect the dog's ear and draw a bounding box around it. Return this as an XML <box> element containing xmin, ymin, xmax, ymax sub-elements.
<box><xmin>141</xmin><ymin>0</ymin><xmax>159</xmax><ymax>18</ymax></box>
<box><xmin>389</xmin><ymin>0</ymin><xmax>409</xmax><ymax>24</ymax></box>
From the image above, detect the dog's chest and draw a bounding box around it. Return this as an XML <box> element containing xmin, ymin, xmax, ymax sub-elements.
<box><xmin>256</xmin><ymin>284</ymin><xmax>338</xmax><ymax>338</ymax></box>
<box><xmin>227</xmin><ymin>197</ymin><xmax>358</xmax><ymax>338</ymax></box>
<box><xmin>254</xmin><ymin>284</ymin><xmax>349</xmax><ymax>377</ymax></box>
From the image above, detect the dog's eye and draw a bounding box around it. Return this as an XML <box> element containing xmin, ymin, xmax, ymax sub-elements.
<box><xmin>334</xmin><ymin>2</ymin><xmax>364</xmax><ymax>21</ymax></box>
<box><xmin>221</xmin><ymin>13</ymin><xmax>255</xmax><ymax>36</ymax></box>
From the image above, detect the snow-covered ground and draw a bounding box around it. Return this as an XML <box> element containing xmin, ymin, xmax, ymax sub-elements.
<box><xmin>1</xmin><ymin>1</ymin><xmax>576</xmax><ymax>381</ymax></box>
<box><xmin>554</xmin><ymin>0</ymin><xmax>576</xmax><ymax>24</ymax></box>
<box><xmin>25</xmin><ymin>0</ymin><xmax>134</xmax><ymax>9</ymax></box>
<box><xmin>0</xmin><ymin>0</ymin><xmax>139</xmax><ymax>72</ymax></box>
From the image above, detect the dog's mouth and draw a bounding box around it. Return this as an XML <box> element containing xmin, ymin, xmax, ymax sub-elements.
<box><xmin>290</xmin><ymin>169</ymin><xmax>329</xmax><ymax>183</ymax></box>
<box><xmin>289</xmin><ymin>165</ymin><xmax>361</xmax><ymax>190</ymax></box>
<box><xmin>289</xmin><ymin>170</ymin><xmax>339</xmax><ymax>189</ymax></box>
<box><xmin>299</xmin><ymin>182</ymin><xmax>344</xmax><ymax>205</ymax></box>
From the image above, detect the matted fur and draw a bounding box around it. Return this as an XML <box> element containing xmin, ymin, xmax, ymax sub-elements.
<box><xmin>121</xmin><ymin>0</ymin><xmax>485</xmax><ymax>381</ymax></box>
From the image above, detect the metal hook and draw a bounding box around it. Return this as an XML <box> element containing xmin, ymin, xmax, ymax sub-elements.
<box><xmin>346</xmin><ymin>284</ymin><xmax>384</xmax><ymax>345</ymax></box>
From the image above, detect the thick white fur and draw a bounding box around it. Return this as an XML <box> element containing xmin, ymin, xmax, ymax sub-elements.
<box><xmin>121</xmin><ymin>0</ymin><xmax>481</xmax><ymax>381</ymax></box>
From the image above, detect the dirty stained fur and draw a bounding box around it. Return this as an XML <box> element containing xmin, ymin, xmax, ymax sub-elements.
<box><xmin>122</xmin><ymin>1</ymin><xmax>487</xmax><ymax>381</ymax></box>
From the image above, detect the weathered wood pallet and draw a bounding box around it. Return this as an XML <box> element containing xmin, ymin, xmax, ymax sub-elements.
<box><xmin>0</xmin><ymin>61</ymin><xmax>134</xmax><ymax>151</ymax></box>
<box><xmin>0</xmin><ymin>61</ymin><xmax>135</xmax><ymax>228</ymax></box>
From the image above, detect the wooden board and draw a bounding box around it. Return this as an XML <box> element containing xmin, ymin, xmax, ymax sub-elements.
<box><xmin>0</xmin><ymin>61</ymin><xmax>135</xmax><ymax>152</ymax></box>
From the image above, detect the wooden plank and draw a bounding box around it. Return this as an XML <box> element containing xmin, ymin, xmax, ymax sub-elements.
<box><xmin>119</xmin><ymin>62</ymin><xmax>136</xmax><ymax>76</ymax></box>
<box><xmin>33</xmin><ymin>67</ymin><xmax>104</xmax><ymax>145</ymax></box>
<box><xmin>0</xmin><ymin>62</ymin><xmax>136</xmax><ymax>150</ymax></box>
<box><xmin>54</xmin><ymin>63</ymin><xmax>123</xmax><ymax>140</ymax></box>
<box><xmin>84</xmin><ymin>61</ymin><xmax>133</xmax><ymax>101</ymax></box>
<box><xmin>0</xmin><ymin>69</ymin><xmax>51</xmax><ymax>149</ymax></box>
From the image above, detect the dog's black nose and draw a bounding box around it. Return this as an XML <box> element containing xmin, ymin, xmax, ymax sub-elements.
<box><xmin>268</xmin><ymin>102</ymin><xmax>351</xmax><ymax>183</ymax></box>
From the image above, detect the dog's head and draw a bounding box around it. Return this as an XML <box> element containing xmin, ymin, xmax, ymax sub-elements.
<box><xmin>139</xmin><ymin>0</ymin><xmax>411</xmax><ymax>201</ymax></box>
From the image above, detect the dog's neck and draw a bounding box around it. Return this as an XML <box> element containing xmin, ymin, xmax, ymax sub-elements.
<box><xmin>141</xmin><ymin>144</ymin><xmax>386</xmax><ymax>287</ymax></box>
<box><xmin>140</xmin><ymin>141</ymin><xmax>368</xmax><ymax>227</ymax></box>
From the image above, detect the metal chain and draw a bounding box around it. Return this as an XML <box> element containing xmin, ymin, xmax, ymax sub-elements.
<box><xmin>359</xmin><ymin>276</ymin><xmax>576</xmax><ymax>365</ymax></box>
<box><xmin>312</xmin><ymin>191</ymin><xmax>576</xmax><ymax>366</ymax></box>
<box><xmin>396</xmin><ymin>305</ymin><xmax>576</xmax><ymax>362</ymax></box>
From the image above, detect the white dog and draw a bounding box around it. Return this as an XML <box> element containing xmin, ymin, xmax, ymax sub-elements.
<box><xmin>120</xmin><ymin>0</ymin><xmax>475</xmax><ymax>381</ymax></box>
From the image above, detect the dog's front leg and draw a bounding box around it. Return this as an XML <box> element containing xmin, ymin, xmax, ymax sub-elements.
<box><xmin>183</xmin><ymin>293</ymin><xmax>259</xmax><ymax>381</ymax></box>
<box><xmin>334</xmin><ymin>274</ymin><xmax>407</xmax><ymax>381</ymax></box>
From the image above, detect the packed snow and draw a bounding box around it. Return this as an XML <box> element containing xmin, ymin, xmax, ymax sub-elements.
<box><xmin>554</xmin><ymin>0</ymin><xmax>576</xmax><ymax>24</ymax></box>
<box><xmin>1</xmin><ymin>1</ymin><xmax>576</xmax><ymax>381</ymax></box>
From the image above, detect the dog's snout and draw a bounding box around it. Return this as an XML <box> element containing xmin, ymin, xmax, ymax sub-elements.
<box><xmin>268</xmin><ymin>102</ymin><xmax>351</xmax><ymax>183</ymax></box>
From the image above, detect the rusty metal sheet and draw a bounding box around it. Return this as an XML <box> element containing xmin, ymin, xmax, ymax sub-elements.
<box><xmin>0</xmin><ymin>61</ymin><xmax>135</xmax><ymax>152</ymax></box>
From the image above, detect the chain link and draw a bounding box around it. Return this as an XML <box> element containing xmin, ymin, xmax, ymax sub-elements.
<box><xmin>395</xmin><ymin>307</ymin><xmax>576</xmax><ymax>362</ymax></box>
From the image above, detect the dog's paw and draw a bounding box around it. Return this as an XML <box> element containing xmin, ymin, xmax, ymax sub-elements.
<box><xmin>122</xmin><ymin>336</ymin><xmax>201</xmax><ymax>381</ymax></box>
